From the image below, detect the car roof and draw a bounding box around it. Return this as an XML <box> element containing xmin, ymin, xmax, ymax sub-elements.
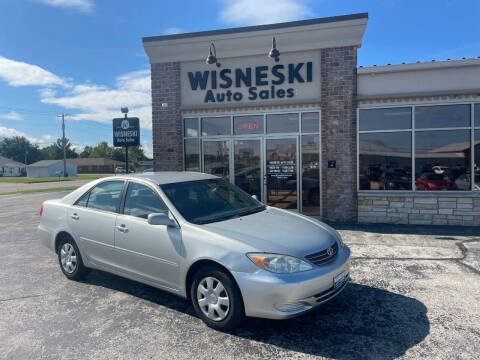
<box><xmin>120</xmin><ymin>171</ymin><xmax>219</xmax><ymax>185</ymax></box>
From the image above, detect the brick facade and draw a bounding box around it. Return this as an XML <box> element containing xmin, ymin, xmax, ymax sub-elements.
<box><xmin>320</xmin><ymin>46</ymin><xmax>358</xmax><ymax>222</ymax></box>
<box><xmin>150</xmin><ymin>62</ymin><xmax>183</xmax><ymax>171</ymax></box>
<box><xmin>358</xmin><ymin>194</ymin><xmax>480</xmax><ymax>226</ymax></box>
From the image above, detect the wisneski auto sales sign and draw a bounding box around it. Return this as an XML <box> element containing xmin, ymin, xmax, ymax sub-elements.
<box><xmin>113</xmin><ymin>117</ymin><xmax>140</xmax><ymax>147</ymax></box>
<box><xmin>181</xmin><ymin>50</ymin><xmax>320</xmax><ymax>107</ymax></box>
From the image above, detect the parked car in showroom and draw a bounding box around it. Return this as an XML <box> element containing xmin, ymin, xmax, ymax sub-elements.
<box><xmin>380</xmin><ymin>170</ymin><xmax>411</xmax><ymax>190</ymax></box>
<box><xmin>455</xmin><ymin>173</ymin><xmax>480</xmax><ymax>191</ymax></box>
<box><xmin>416</xmin><ymin>172</ymin><xmax>455</xmax><ymax>190</ymax></box>
<box><xmin>38</xmin><ymin>172</ymin><xmax>350</xmax><ymax>330</ymax></box>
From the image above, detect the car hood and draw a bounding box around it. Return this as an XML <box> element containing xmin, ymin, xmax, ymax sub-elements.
<box><xmin>200</xmin><ymin>207</ymin><xmax>338</xmax><ymax>258</ymax></box>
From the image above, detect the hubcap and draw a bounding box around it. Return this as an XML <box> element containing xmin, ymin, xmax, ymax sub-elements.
<box><xmin>197</xmin><ymin>277</ymin><xmax>230</xmax><ymax>321</ymax></box>
<box><xmin>60</xmin><ymin>243</ymin><xmax>77</xmax><ymax>274</ymax></box>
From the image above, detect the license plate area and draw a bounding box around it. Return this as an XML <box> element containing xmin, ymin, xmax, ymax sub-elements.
<box><xmin>334</xmin><ymin>271</ymin><xmax>347</xmax><ymax>289</ymax></box>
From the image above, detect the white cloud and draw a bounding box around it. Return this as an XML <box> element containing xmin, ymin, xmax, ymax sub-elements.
<box><xmin>0</xmin><ymin>55</ymin><xmax>151</xmax><ymax>132</ymax></box>
<box><xmin>0</xmin><ymin>56</ymin><xmax>65</xmax><ymax>87</ymax></box>
<box><xmin>219</xmin><ymin>0</ymin><xmax>311</xmax><ymax>26</ymax></box>
<box><xmin>164</xmin><ymin>27</ymin><xmax>184</xmax><ymax>35</ymax></box>
<box><xmin>41</xmin><ymin>69</ymin><xmax>152</xmax><ymax>130</ymax></box>
<box><xmin>0</xmin><ymin>125</ymin><xmax>53</xmax><ymax>145</ymax></box>
<box><xmin>141</xmin><ymin>139</ymin><xmax>153</xmax><ymax>159</ymax></box>
<box><xmin>0</xmin><ymin>111</ymin><xmax>23</xmax><ymax>121</ymax></box>
<box><xmin>34</xmin><ymin>0</ymin><xmax>93</xmax><ymax>12</ymax></box>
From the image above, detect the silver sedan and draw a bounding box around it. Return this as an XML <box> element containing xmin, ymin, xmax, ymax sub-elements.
<box><xmin>38</xmin><ymin>172</ymin><xmax>350</xmax><ymax>330</ymax></box>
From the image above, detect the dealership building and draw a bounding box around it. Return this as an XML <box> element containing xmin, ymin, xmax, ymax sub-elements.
<box><xmin>142</xmin><ymin>13</ymin><xmax>480</xmax><ymax>226</ymax></box>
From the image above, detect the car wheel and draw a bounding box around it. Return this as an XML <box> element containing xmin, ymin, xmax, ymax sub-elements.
<box><xmin>57</xmin><ymin>236</ymin><xmax>89</xmax><ymax>281</ymax></box>
<box><xmin>190</xmin><ymin>266</ymin><xmax>245</xmax><ymax>331</ymax></box>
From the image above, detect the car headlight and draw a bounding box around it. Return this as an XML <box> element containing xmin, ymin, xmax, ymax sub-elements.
<box><xmin>246</xmin><ymin>253</ymin><xmax>313</xmax><ymax>273</ymax></box>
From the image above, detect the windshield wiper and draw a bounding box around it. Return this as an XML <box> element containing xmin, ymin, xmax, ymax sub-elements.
<box><xmin>195</xmin><ymin>206</ymin><xmax>265</xmax><ymax>224</ymax></box>
<box><xmin>236</xmin><ymin>205</ymin><xmax>266</xmax><ymax>217</ymax></box>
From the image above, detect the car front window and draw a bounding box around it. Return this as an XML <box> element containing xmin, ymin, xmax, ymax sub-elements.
<box><xmin>87</xmin><ymin>181</ymin><xmax>124</xmax><ymax>212</ymax></box>
<box><xmin>123</xmin><ymin>182</ymin><xmax>168</xmax><ymax>219</ymax></box>
<box><xmin>161</xmin><ymin>179</ymin><xmax>265</xmax><ymax>224</ymax></box>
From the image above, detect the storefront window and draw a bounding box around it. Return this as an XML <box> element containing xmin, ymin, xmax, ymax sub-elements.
<box><xmin>475</xmin><ymin>104</ymin><xmax>480</xmax><ymax>127</ymax></box>
<box><xmin>474</xmin><ymin>130</ymin><xmax>480</xmax><ymax>190</ymax></box>
<box><xmin>301</xmin><ymin>135</ymin><xmax>320</xmax><ymax>215</ymax></box>
<box><xmin>203</xmin><ymin>140</ymin><xmax>230</xmax><ymax>180</ymax></box>
<box><xmin>234</xmin><ymin>139</ymin><xmax>261</xmax><ymax>199</ymax></box>
<box><xmin>359</xmin><ymin>104</ymin><xmax>478</xmax><ymax>191</ymax></box>
<box><xmin>415</xmin><ymin>104</ymin><xmax>470</xmax><ymax>129</ymax></box>
<box><xmin>201</xmin><ymin>116</ymin><xmax>231</xmax><ymax>136</ymax></box>
<box><xmin>359</xmin><ymin>107</ymin><xmax>411</xmax><ymax>131</ymax></box>
<box><xmin>359</xmin><ymin>132</ymin><xmax>412</xmax><ymax>190</ymax></box>
<box><xmin>183</xmin><ymin>111</ymin><xmax>321</xmax><ymax>215</ymax></box>
<box><xmin>301</xmin><ymin>112</ymin><xmax>319</xmax><ymax>133</ymax></box>
<box><xmin>415</xmin><ymin>130</ymin><xmax>470</xmax><ymax>191</ymax></box>
<box><xmin>266</xmin><ymin>113</ymin><xmax>299</xmax><ymax>133</ymax></box>
<box><xmin>234</xmin><ymin>115</ymin><xmax>264</xmax><ymax>135</ymax></box>
<box><xmin>184</xmin><ymin>118</ymin><xmax>199</xmax><ymax>137</ymax></box>
<box><xmin>184</xmin><ymin>138</ymin><xmax>200</xmax><ymax>172</ymax></box>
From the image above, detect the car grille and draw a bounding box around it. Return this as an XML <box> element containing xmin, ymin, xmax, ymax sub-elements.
<box><xmin>305</xmin><ymin>242</ymin><xmax>338</xmax><ymax>266</ymax></box>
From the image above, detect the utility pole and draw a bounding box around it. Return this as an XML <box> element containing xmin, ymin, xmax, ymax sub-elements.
<box><xmin>57</xmin><ymin>113</ymin><xmax>68</xmax><ymax>177</ymax></box>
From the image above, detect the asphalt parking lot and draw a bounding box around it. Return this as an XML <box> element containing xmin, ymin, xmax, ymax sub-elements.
<box><xmin>0</xmin><ymin>191</ymin><xmax>479</xmax><ymax>360</ymax></box>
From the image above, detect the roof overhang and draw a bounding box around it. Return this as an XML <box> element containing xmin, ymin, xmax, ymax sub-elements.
<box><xmin>143</xmin><ymin>13</ymin><xmax>368</xmax><ymax>64</ymax></box>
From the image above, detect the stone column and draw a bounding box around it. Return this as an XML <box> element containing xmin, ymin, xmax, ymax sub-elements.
<box><xmin>150</xmin><ymin>62</ymin><xmax>183</xmax><ymax>171</ymax></box>
<box><xmin>320</xmin><ymin>46</ymin><xmax>358</xmax><ymax>222</ymax></box>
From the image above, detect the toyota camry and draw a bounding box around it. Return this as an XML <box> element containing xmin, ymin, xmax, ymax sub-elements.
<box><xmin>38</xmin><ymin>172</ymin><xmax>350</xmax><ymax>330</ymax></box>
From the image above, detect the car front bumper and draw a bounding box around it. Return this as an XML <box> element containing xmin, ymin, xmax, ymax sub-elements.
<box><xmin>232</xmin><ymin>245</ymin><xmax>351</xmax><ymax>319</ymax></box>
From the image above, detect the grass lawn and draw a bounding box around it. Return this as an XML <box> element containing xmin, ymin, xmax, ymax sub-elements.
<box><xmin>0</xmin><ymin>186</ymin><xmax>79</xmax><ymax>196</ymax></box>
<box><xmin>0</xmin><ymin>174</ymin><xmax>109</xmax><ymax>184</ymax></box>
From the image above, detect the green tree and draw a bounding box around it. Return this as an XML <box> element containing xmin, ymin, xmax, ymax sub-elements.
<box><xmin>128</xmin><ymin>146</ymin><xmax>147</xmax><ymax>170</ymax></box>
<box><xmin>79</xmin><ymin>145</ymin><xmax>92</xmax><ymax>158</ymax></box>
<box><xmin>111</xmin><ymin>147</ymin><xmax>125</xmax><ymax>162</ymax></box>
<box><xmin>40</xmin><ymin>138</ymin><xmax>78</xmax><ymax>160</ymax></box>
<box><xmin>90</xmin><ymin>141</ymin><xmax>112</xmax><ymax>158</ymax></box>
<box><xmin>0</xmin><ymin>136</ymin><xmax>42</xmax><ymax>164</ymax></box>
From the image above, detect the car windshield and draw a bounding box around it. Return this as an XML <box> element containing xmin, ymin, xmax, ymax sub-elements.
<box><xmin>160</xmin><ymin>178</ymin><xmax>265</xmax><ymax>224</ymax></box>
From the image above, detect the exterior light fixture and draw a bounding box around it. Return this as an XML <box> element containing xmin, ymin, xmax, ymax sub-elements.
<box><xmin>121</xmin><ymin>106</ymin><xmax>129</xmax><ymax>114</ymax></box>
<box><xmin>206</xmin><ymin>42</ymin><xmax>221</xmax><ymax>67</ymax></box>
<box><xmin>268</xmin><ymin>37</ymin><xmax>280</xmax><ymax>62</ymax></box>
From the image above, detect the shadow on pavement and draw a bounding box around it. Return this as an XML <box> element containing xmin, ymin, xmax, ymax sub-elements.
<box><xmin>83</xmin><ymin>271</ymin><xmax>429</xmax><ymax>359</ymax></box>
<box><xmin>332</xmin><ymin>222</ymin><xmax>480</xmax><ymax>237</ymax></box>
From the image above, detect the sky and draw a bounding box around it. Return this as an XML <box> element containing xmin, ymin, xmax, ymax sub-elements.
<box><xmin>0</xmin><ymin>0</ymin><xmax>479</xmax><ymax>158</ymax></box>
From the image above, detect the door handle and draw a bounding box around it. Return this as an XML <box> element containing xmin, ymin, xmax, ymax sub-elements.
<box><xmin>71</xmin><ymin>213</ymin><xmax>79</xmax><ymax>220</ymax></box>
<box><xmin>116</xmin><ymin>224</ymin><xmax>128</xmax><ymax>233</ymax></box>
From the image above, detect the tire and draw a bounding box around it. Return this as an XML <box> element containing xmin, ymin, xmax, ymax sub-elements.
<box><xmin>190</xmin><ymin>266</ymin><xmax>245</xmax><ymax>331</ymax></box>
<box><xmin>57</xmin><ymin>236</ymin><xmax>89</xmax><ymax>281</ymax></box>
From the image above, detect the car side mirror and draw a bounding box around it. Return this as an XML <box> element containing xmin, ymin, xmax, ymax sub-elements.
<box><xmin>148</xmin><ymin>212</ymin><xmax>178</xmax><ymax>227</ymax></box>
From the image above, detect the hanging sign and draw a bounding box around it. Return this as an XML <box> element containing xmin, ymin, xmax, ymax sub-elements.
<box><xmin>113</xmin><ymin>117</ymin><xmax>140</xmax><ymax>147</ymax></box>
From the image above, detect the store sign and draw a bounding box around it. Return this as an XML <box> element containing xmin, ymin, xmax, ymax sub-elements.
<box><xmin>181</xmin><ymin>51</ymin><xmax>320</xmax><ymax>107</ymax></box>
<box><xmin>113</xmin><ymin>117</ymin><xmax>140</xmax><ymax>147</ymax></box>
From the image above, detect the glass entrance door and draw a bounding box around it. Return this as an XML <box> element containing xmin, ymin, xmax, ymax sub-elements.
<box><xmin>233</xmin><ymin>139</ymin><xmax>262</xmax><ymax>200</ymax></box>
<box><xmin>203</xmin><ymin>140</ymin><xmax>230</xmax><ymax>180</ymax></box>
<box><xmin>265</xmin><ymin>138</ymin><xmax>298</xmax><ymax>210</ymax></box>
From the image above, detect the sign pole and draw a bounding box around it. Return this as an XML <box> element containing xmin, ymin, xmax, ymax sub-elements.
<box><xmin>113</xmin><ymin>110</ymin><xmax>139</xmax><ymax>174</ymax></box>
<box><xmin>124</xmin><ymin>113</ymin><xmax>129</xmax><ymax>173</ymax></box>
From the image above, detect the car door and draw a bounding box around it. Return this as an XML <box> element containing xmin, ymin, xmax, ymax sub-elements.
<box><xmin>114</xmin><ymin>181</ymin><xmax>183</xmax><ymax>291</ymax></box>
<box><xmin>67</xmin><ymin>180</ymin><xmax>124</xmax><ymax>268</ymax></box>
